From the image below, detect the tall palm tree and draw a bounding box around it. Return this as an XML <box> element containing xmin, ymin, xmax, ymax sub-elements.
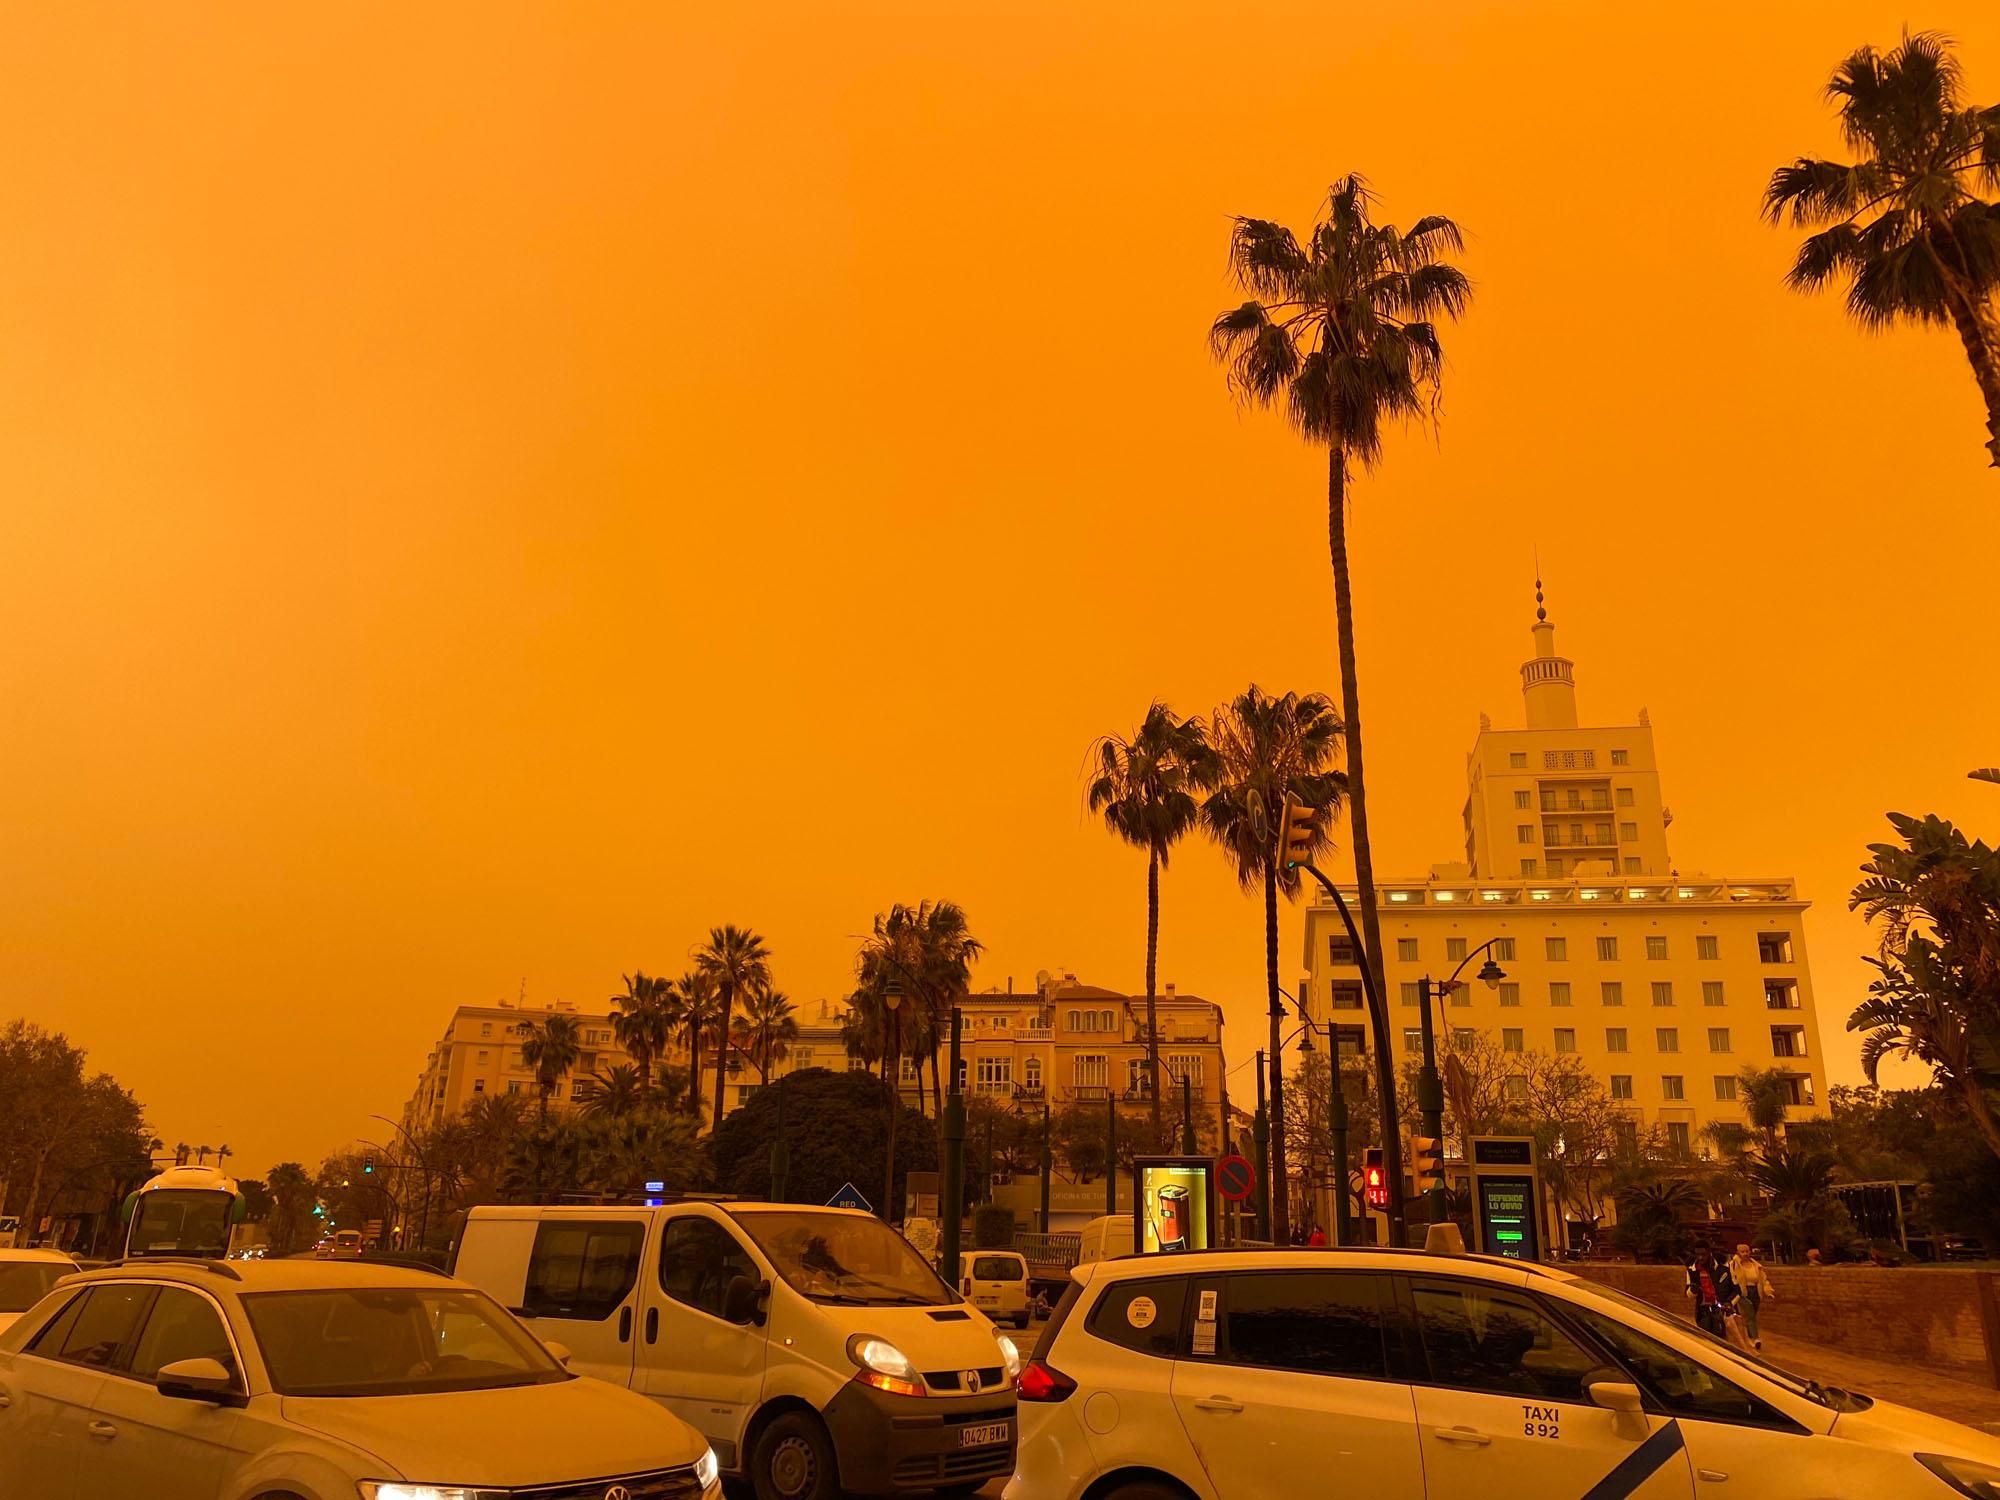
<box><xmin>517</xmin><ymin>1013</ymin><xmax>583</xmax><ymax>1117</ymax></box>
<box><xmin>577</xmin><ymin>1062</ymin><xmax>646</xmax><ymax>1119</ymax></box>
<box><xmin>860</xmin><ymin>901</ymin><xmax>982</xmax><ymax>1114</ymax></box>
<box><xmin>610</xmin><ymin>971</ymin><xmax>675</xmax><ymax>1095</ymax></box>
<box><xmin>1736</xmin><ymin>1066</ymin><xmax>1795</xmax><ymax>1154</ymax></box>
<box><xmin>1087</xmin><ymin>703</ymin><xmax>1220</xmax><ymax>1132</ymax></box>
<box><xmin>675</xmin><ymin>969</ymin><xmax>719</xmax><ymax>1117</ymax></box>
<box><xmin>1210</xmin><ymin>176</ymin><xmax>1470</xmax><ymax>1215</ymax></box>
<box><xmin>1200</xmin><ymin>684</ymin><xmax>1345</xmax><ymax>1243</ymax></box>
<box><xmin>841</xmin><ymin>985</ymin><xmax>889</xmax><ymax>1076</ymax></box>
<box><xmin>1765</xmin><ymin>31</ymin><xmax>2000</xmax><ymax>468</ymax></box>
<box><xmin>695</xmin><ymin>926</ymin><xmax>772</xmax><ymax>1129</ymax></box>
<box><xmin>734</xmin><ymin>985</ymin><xmax>800</xmax><ymax>1084</ymax></box>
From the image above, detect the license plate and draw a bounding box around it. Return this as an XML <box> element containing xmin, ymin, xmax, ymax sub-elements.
<box><xmin>958</xmin><ymin>1421</ymin><xmax>1011</xmax><ymax>1448</ymax></box>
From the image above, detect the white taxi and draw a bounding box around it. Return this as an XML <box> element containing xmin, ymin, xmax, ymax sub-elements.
<box><xmin>1007</xmin><ymin>1247</ymin><xmax>2000</xmax><ymax>1500</ymax></box>
<box><xmin>0</xmin><ymin>1249</ymin><xmax>80</xmax><ymax>1337</ymax></box>
<box><xmin>0</xmin><ymin>1257</ymin><xmax>722</xmax><ymax>1500</ymax></box>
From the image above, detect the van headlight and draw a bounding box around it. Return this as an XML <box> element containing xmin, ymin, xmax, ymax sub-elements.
<box><xmin>995</xmin><ymin>1332</ymin><xmax>1022</xmax><ymax>1384</ymax></box>
<box><xmin>358</xmin><ymin>1486</ymin><xmax>479</xmax><ymax>1500</ymax></box>
<box><xmin>1918</xmin><ymin>1453</ymin><xmax>2000</xmax><ymax>1498</ymax></box>
<box><xmin>846</xmin><ymin>1334</ymin><xmax>925</xmax><ymax>1397</ymax></box>
<box><xmin>694</xmin><ymin>1446</ymin><xmax>720</xmax><ymax>1492</ymax></box>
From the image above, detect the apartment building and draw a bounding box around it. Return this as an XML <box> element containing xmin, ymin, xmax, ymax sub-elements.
<box><xmin>1302</xmin><ymin>593</ymin><xmax>1831</xmax><ymax>1161</ymax></box>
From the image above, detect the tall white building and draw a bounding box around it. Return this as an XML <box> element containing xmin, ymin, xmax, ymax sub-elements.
<box><xmin>1302</xmin><ymin>593</ymin><xmax>1831</xmax><ymax>1161</ymax></box>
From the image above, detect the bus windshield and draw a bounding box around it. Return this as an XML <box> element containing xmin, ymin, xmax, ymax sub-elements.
<box><xmin>129</xmin><ymin>1191</ymin><xmax>233</xmax><ymax>1258</ymax></box>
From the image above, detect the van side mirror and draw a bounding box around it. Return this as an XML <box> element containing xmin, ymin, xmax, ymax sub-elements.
<box><xmin>722</xmin><ymin>1274</ymin><xmax>768</xmax><ymax>1326</ymax></box>
<box><xmin>1588</xmin><ymin>1379</ymin><xmax>1644</xmax><ymax>1413</ymax></box>
<box><xmin>155</xmin><ymin>1357</ymin><xmax>235</xmax><ymax>1403</ymax></box>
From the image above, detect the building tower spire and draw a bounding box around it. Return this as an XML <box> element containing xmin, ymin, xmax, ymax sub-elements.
<box><xmin>1521</xmin><ymin>573</ymin><xmax>1578</xmax><ymax>729</ymax></box>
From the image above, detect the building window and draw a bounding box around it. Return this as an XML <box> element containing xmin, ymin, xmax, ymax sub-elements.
<box><xmin>1596</xmin><ymin>937</ymin><xmax>1618</xmax><ymax>961</ymax></box>
<box><xmin>1624</xmin><ymin>858</ymin><xmax>1642</xmax><ymax>874</ymax></box>
<box><xmin>1610</xmin><ymin>1075</ymin><xmax>1633</xmax><ymax>1100</ymax></box>
<box><xmin>1758</xmin><ymin>932</ymin><xmax>1794</xmax><ymax>964</ymax></box>
<box><xmin>1695</xmin><ymin>935</ymin><xmax>1719</xmax><ymax>961</ymax></box>
<box><xmin>570</xmin><ymin>1079</ymin><xmax>589</xmax><ymax>1100</ymax></box>
<box><xmin>1498</xmin><ymin>983</ymin><xmax>1521</xmax><ymax>1008</ymax></box>
<box><xmin>1619</xmin><ymin>822</ymin><xmax>1639</xmax><ymax>842</ymax></box>
<box><xmin>1656</xmin><ymin>1028</ymin><xmax>1680</xmax><ymax>1053</ymax></box>
<box><xmin>1601</xmin><ymin>981</ymin><xmax>1624</xmax><ymax>1007</ymax></box>
<box><xmin>1492</xmin><ymin>938</ymin><xmax>1516</xmax><ymax>961</ymax></box>
<box><xmin>1332</xmin><ymin>983</ymin><xmax>1364</xmax><ymax>1010</ymax></box>
<box><xmin>1611</xmin><ymin>749</ymin><xmax>1629</xmax><ymax>766</ymax></box>
<box><xmin>1646</xmin><ymin>936</ymin><xmax>1669</xmax><ymax>960</ymax></box>
<box><xmin>1448</xmin><ymin>984</ymin><xmax>1471</xmax><ymax>1008</ymax></box>
<box><xmin>506</xmin><ymin>1080</ymin><xmax>522</xmax><ymax>1094</ymax></box>
<box><xmin>1400</xmin><ymin>982</ymin><xmax>1423</xmax><ymax>1008</ymax></box>
<box><xmin>1502</xmin><ymin>1029</ymin><xmax>1524</xmax><ymax>1052</ymax></box>
<box><xmin>1024</xmin><ymin>1058</ymin><xmax>1043</xmax><ymax>1091</ymax></box>
<box><xmin>1126</xmin><ymin>1058</ymin><xmax>1148</xmax><ymax>1095</ymax></box>
<box><xmin>1661</xmin><ymin>1075</ymin><xmax>1685</xmax><ymax>1101</ymax></box>
<box><xmin>1546</xmin><ymin>937</ymin><xmax>1567</xmax><ymax>961</ymax></box>
<box><xmin>1715</xmin><ymin>1075</ymin><xmax>1738</xmax><ymax>1101</ymax></box>
<box><xmin>1547</xmin><ymin>857</ymin><xmax>1564</xmax><ymax>877</ymax></box>
<box><xmin>1329</xmin><ymin>936</ymin><xmax>1357</xmax><ymax>964</ymax></box>
<box><xmin>1770</xmin><ymin>1026</ymin><xmax>1806</xmax><ymax>1058</ymax></box>
<box><xmin>1066</xmin><ymin>1010</ymin><xmax>1080</xmax><ymax>1031</ymax></box>
<box><xmin>1550</xmin><ymin>982</ymin><xmax>1572</xmax><ymax>1007</ymax></box>
<box><xmin>1074</xmin><ymin>1055</ymin><xmax>1108</xmax><ymax>1089</ymax></box>
<box><xmin>1335</xmin><ymin>1024</ymin><xmax>1367</xmax><ymax>1054</ymax></box>
<box><xmin>1397</xmin><ymin>938</ymin><xmax>1420</xmax><ymax>962</ymax></box>
<box><xmin>1707</xmin><ymin>1028</ymin><xmax>1731</xmax><ymax>1053</ymax></box>
<box><xmin>1517</xmin><ymin>824</ymin><xmax>1536</xmax><ymax>843</ymax></box>
<box><xmin>1543</xmin><ymin>749</ymin><xmax>1598</xmax><ymax>770</ymax></box>
<box><xmin>1666</xmin><ymin>1122</ymin><xmax>1692</xmax><ymax>1156</ymax></box>
<box><xmin>1520</xmin><ymin>859</ymin><xmax>1538</xmax><ymax>876</ymax></box>
<box><xmin>1765</xmin><ymin>981</ymin><xmax>1801</xmax><ymax>1011</ymax></box>
<box><xmin>1606</xmin><ymin>1028</ymin><xmax>1629</xmax><ymax>1053</ymax></box>
<box><xmin>1167</xmin><ymin>1054</ymin><xmax>1203</xmax><ymax>1089</ymax></box>
<box><xmin>1504</xmin><ymin>1075</ymin><xmax>1529</xmax><ymax>1101</ymax></box>
<box><xmin>1554</xmin><ymin>1028</ymin><xmax>1577</xmax><ymax>1054</ymax></box>
<box><xmin>1447</xmin><ymin>937</ymin><xmax>1468</xmax><ymax>962</ymax></box>
<box><xmin>976</xmin><ymin>1056</ymin><xmax>1013</xmax><ymax>1092</ymax></box>
<box><xmin>477</xmin><ymin>1050</ymin><xmax>489</xmax><ymax>1064</ymax></box>
<box><xmin>1509</xmin><ymin>752</ymin><xmax>1528</xmax><ymax>769</ymax></box>
<box><xmin>1616</xmin><ymin>787</ymin><xmax>1634</xmax><ymax>806</ymax></box>
<box><xmin>1514</xmin><ymin>790</ymin><xmax>1532</xmax><ymax>809</ymax></box>
<box><xmin>992</xmin><ymin>1017</ymin><xmax>1007</xmax><ymax>1030</ymax></box>
<box><xmin>1693</xmin><ymin>980</ymin><xmax>1725</xmax><ymax>1009</ymax></box>
<box><xmin>1652</xmin><ymin>981</ymin><xmax>1675</xmax><ymax>1007</ymax></box>
<box><xmin>1403</xmin><ymin>1028</ymin><xmax>1423</xmax><ymax>1052</ymax></box>
<box><xmin>1453</xmin><ymin>1028</ymin><xmax>1476</xmax><ymax>1051</ymax></box>
<box><xmin>472</xmin><ymin>1078</ymin><xmax>486</xmax><ymax>1094</ymax></box>
<box><xmin>480</xmin><ymin>1022</ymin><xmax>493</xmax><ymax>1037</ymax></box>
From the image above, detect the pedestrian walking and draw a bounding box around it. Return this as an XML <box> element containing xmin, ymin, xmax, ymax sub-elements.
<box><xmin>1729</xmin><ymin>1243</ymin><xmax>1773</xmax><ymax>1349</ymax></box>
<box><xmin>1306</xmin><ymin>1223</ymin><xmax>1327</xmax><ymax>1247</ymax></box>
<box><xmin>1685</xmin><ymin>1246</ymin><xmax>1738</xmax><ymax>1338</ymax></box>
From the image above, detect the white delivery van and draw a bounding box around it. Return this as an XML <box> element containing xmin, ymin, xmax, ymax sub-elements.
<box><xmin>1076</xmin><ymin>1212</ymin><xmax>1134</xmax><ymax>1266</ymax></box>
<box><xmin>455</xmin><ymin>1202</ymin><xmax>1021</xmax><ymax>1500</ymax></box>
<box><xmin>959</xmin><ymin>1249</ymin><xmax>1030</xmax><ymax>1328</ymax></box>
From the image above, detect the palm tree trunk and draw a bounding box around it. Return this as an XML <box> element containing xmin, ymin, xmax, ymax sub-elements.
<box><xmin>1146</xmin><ymin>847</ymin><xmax>1162</xmax><ymax>1134</ymax></box>
<box><xmin>1944</xmin><ymin>295</ymin><xmax>2000</xmax><ymax>468</ymax></box>
<box><xmin>688</xmin><ymin>1033</ymin><xmax>704</xmax><ymax>1117</ymax></box>
<box><xmin>712</xmin><ymin>991</ymin><xmax>731</xmax><ymax>1130</ymax></box>
<box><xmin>1264</xmin><ymin>860</ymin><xmax>1290</xmax><ymax>1244</ymax></box>
<box><xmin>1329</xmin><ymin>443</ymin><xmax>1405</xmax><ymax>1230</ymax></box>
<box><xmin>1959</xmin><ymin>1074</ymin><xmax>2000</xmax><ymax>1162</ymax></box>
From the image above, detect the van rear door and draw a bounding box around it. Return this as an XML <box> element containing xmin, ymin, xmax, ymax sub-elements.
<box><xmin>510</xmin><ymin>1214</ymin><xmax>649</xmax><ymax>1387</ymax></box>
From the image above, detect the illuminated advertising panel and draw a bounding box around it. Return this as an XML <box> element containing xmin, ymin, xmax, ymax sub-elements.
<box><xmin>1134</xmin><ymin>1157</ymin><xmax>1214</xmax><ymax>1254</ymax></box>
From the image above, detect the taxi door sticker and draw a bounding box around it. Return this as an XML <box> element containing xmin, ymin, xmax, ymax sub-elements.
<box><xmin>1579</xmin><ymin>1419</ymin><xmax>1685</xmax><ymax>1500</ymax></box>
<box><xmin>1522</xmin><ymin>1402</ymin><xmax>1560</xmax><ymax>1439</ymax></box>
<box><xmin>1190</xmin><ymin>1287</ymin><xmax>1218</xmax><ymax>1356</ymax></box>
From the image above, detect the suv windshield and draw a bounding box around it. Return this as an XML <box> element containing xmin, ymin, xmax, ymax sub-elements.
<box><xmin>243</xmin><ymin>1287</ymin><xmax>569</xmax><ymax>1397</ymax></box>
<box><xmin>0</xmin><ymin>1262</ymin><xmax>70</xmax><ymax>1313</ymax></box>
<box><xmin>737</xmin><ymin>1212</ymin><xmax>956</xmax><ymax>1306</ymax></box>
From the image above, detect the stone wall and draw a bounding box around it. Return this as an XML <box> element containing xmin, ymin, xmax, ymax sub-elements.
<box><xmin>1573</xmin><ymin>1263</ymin><xmax>2000</xmax><ymax>1388</ymax></box>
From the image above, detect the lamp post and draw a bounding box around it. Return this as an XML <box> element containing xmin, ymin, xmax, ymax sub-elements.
<box><xmin>1294</xmin><ymin>993</ymin><xmax>1351</xmax><ymax>1248</ymax></box>
<box><xmin>881</xmin><ymin>978</ymin><xmax>904</xmax><ymax>1223</ymax></box>
<box><xmin>1413</xmin><ymin>944</ymin><xmax>1509</xmax><ymax>1225</ymax></box>
<box><xmin>769</xmin><ymin>1074</ymin><xmax>790</xmax><ymax>1204</ymax></box>
<box><xmin>940</xmin><ymin>1007</ymin><xmax>966</xmax><ymax>1285</ymax></box>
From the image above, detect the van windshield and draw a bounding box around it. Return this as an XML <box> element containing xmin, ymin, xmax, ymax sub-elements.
<box><xmin>737</xmin><ymin>1213</ymin><xmax>957</xmax><ymax>1307</ymax></box>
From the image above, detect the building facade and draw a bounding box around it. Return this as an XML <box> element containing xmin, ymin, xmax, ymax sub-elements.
<box><xmin>1302</xmin><ymin>598</ymin><xmax>1831</xmax><ymax>1164</ymax></box>
<box><xmin>400</xmin><ymin>1000</ymin><xmax>660</xmax><ymax>1133</ymax></box>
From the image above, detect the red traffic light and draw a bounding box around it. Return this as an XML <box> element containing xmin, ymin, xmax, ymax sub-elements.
<box><xmin>1363</xmin><ymin>1146</ymin><xmax>1387</xmax><ymax>1209</ymax></box>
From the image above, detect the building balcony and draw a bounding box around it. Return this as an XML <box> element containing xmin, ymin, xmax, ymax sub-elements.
<box><xmin>1067</xmin><ymin>1084</ymin><xmax>1110</xmax><ymax>1103</ymax></box>
<box><xmin>1541</xmin><ymin>831</ymin><xmax>1619</xmax><ymax>848</ymax></box>
<box><xmin>1011</xmin><ymin>1081</ymin><xmax>1046</xmax><ymax>1101</ymax></box>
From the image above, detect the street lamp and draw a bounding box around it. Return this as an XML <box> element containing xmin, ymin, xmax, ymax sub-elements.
<box><xmin>881</xmin><ymin>978</ymin><xmax>904</xmax><ymax>1224</ymax></box>
<box><xmin>1412</xmin><ymin>942</ymin><xmax>1509</xmax><ymax>1226</ymax></box>
<box><xmin>1294</xmin><ymin>977</ymin><xmax>1352</xmax><ymax>1248</ymax></box>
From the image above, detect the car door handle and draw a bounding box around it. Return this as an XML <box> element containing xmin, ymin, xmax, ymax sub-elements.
<box><xmin>1191</xmin><ymin>1396</ymin><xmax>1243</xmax><ymax>1413</ymax></box>
<box><xmin>645</xmin><ymin>1307</ymin><xmax>659</xmax><ymax>1344</ymax></box>
<box><xmin>1697</xmin><ymin>1470</ymin><xmax>1729</xmax><ymax>1483</ymax></box>
<box><xmin>87</xmin><ymin>1421</ymin><xmax>117</xmax><ymax>1441</ymax></box>
<box><xmin>1433</xmin><ymin>1426</ymin><xmax>1492</xmax><ymax>1446</ymax></box>
<box><xmin>618</xmin><ymin>1306</ymin><xmax>633</xmax><ymax>1342</ymax></box>
<box><xmin>0</xmin><ymin>1392</ymin><xmax>11</xmax><ymax>1410</ymax></box>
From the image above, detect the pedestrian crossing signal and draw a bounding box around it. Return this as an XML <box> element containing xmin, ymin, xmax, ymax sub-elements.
<box><xmin>1363</xmin><ymin>1146</ymin><xmax>1387</xmax><ymax>1209</ymax></box>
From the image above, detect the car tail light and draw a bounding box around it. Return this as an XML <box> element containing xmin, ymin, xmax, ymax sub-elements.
<box><xmin>1016</xmin><ymin>1359</ymin><xmax>1077</xmax><ymax>1402</ymax></box>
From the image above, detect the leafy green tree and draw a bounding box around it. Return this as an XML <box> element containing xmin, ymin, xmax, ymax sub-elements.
<box><xmin>1201</xmin><ymin>685</ymin><xmax>1345</xmax><ymax>1243</ymax></box>
<box><xmin>1737</xmin><ymin>1066</ymin><xmax>1795</xmax><ymax>1153</ymax></box>
<box><xmin>516</xmin><ymin>1012</ymin><xmax>583</xmax><ymax>1117</ymax></box>
<box><xmin>696</xmin><ymin>926</ymin><xmax>773</xmax><ymax>1130</ymax></box>
<box><xmin>1610</xmin><ymin>1177</ymin><xmax>1703</xmax><ymax>1262</ymax></box>
<box><xmin>0</xmin><ymin>1021</ymin><xmax>152</xmax><ymax>1243</ymax></box>
<box><xmin>264</xmin><ymin>1161</ymin><xmax>315</xmax><ymax>1255</ymax></box>
<box><xmin>1746</xmin><ymin>1146</ymin><xmax>1836</xmax><ymax>1207</ymax></box>
<box><xmin>1210</xmin><ymin>177</ymin><xmax>1471</xmax><ymax>1202</ymax></box>
<box><xmin>577</xmin><ymin>1062</ymin><xmax>646</xmax><ymax>1119</ymax></box>
<box><xmin>1849</xmin><ymin>811</ymin><xmax>2000</xmax><ymax>1158</ymax></box>
<box><xmin>709</xmin><ymin>1067</ymin><xmax>935</xmax><ymax>1209</ymax></box>
<box><xmin>675</xmin><ymin>969</ymin><xmax>719</xmax><ymax>1117</ymax></box>
<box><xmin>1764</xmin><ymin>31</ymin><xmax>2000</xmax><ymax>467</ymax></box>
<box><xmin>610</xmin><ymin>971</ymin><xmax>676</xmax><ymax>1096</ymax></box>
<box><xmin>1087</xmin><ymin>703</ymin><xmax>1221</xmax><ymax>1133</ymax></box>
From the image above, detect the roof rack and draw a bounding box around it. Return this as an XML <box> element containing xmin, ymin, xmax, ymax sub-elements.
<box><xmin>110</xmin><ymin>1256</ymin><xmax>242</xmax><ymax>1281</ymax></box>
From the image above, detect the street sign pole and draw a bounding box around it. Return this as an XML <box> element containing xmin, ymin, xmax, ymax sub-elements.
<box><xmin>940</xmin><ymin>1008</ymin><xmax>965</xmax><ymax>1285</ymax></box>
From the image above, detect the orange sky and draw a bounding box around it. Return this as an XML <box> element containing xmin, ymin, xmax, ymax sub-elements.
<box><xmin>3</xmin><ymin>2</ymin><xmax>1996</xmax><ymax>1174</ymax></box>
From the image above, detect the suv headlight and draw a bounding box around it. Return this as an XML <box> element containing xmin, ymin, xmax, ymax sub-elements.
<box><xmin>846</xmin><ymin>1334</ymin><xmax>925</xmax><ymax>1397</ymax></box>
<box><xmin>995</xmin><ymin>1332</ymin><xmax>1022</xmax><ymax>1383</ymax></box>
<box><xmin>695</xmin><ymin>1446</ymin><xmax>720</xmax><ymax>1493</ymax></box>
<box><xmin>359</xmin><ymin>1487</ymin><xmax>480</xmax><ymax>1500</ymax></box>
<box><xmin>1919</xmin><ymin>1454</ymin><xmax>2000</xmax><ymax>1498</ymax></box>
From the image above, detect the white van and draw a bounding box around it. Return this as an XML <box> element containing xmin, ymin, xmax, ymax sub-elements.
<box><xmin>960</xmin><ymin>1249</ymin><xmax>1030</xmax><ymax>1328</ymax></box>
<box><xmin>1076</xmin><ymin>1213</ymin><xmax>1134</xmax><ymax>1266</ymax></box>
<box><xmin>455</xmin><ymin>1202</ymin><xmax>1021</xmax><ymax>1500</ymax></box>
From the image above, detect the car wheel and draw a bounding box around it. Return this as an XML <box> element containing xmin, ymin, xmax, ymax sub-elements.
<box><xmin>752</xmin><ymin>1410</ymin><xmax>839</xmax><ymax>1500</ymax></box>
<box><xmin>1099</xmin><ymin>1484</ymin><xmax>1186</xmax><ymax>1500</ymax></box>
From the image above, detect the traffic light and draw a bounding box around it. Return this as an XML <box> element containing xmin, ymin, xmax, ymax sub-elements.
<box><xmin>1281</xmin><ymin>795</ymin><xmax>1318</xmax><ymax>870</ymax></box>
<box><xmin>1411</xmin><ymin>1135</ymin><xmax>1444</xmax><ymax>1179</ymax></box>
<box><xmin>362</xmin><ymin>1156</ymin><xmax>375</xmax><ymax>1175</ymax></box>
<box><xmin>1363</xmin><ymin>1146</ymin><xmax>1387</xmax><ymax>1209</ymax></box>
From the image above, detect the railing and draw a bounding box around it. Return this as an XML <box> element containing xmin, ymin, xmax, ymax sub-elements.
<box><xmin>1542</xmin><ymin>830</ymin><xmax>1619</xmax><ymax>847</ymax></box>
<box><xmin>1012</xmin><ymin>1081</ymin><xmax>1045</xmax><ymax>1100</ymax></box>
<box><xmin>1068</xmin><ymin>1084</ymin><xmax>1110</xmax><ymax>1102</ymax></box>
<box><xmin>1015</xmin><ymin>1232</ymin><xmax>1082</xmax><ymax>1270</ymax></box>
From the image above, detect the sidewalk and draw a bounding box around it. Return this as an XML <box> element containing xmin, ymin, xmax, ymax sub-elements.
<box><xmin>1759</xmin><ymin>1331</ymin><xmax>2000</xmax><ymax>1431</ymax></box>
